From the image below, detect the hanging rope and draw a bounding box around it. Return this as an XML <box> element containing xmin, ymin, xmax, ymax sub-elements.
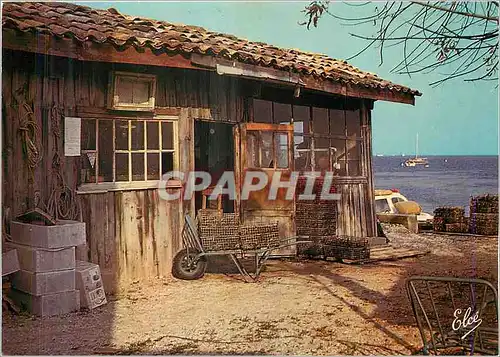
<box><xmin>17</xmin><ymin>101</ymin><xmax>43</xmax><ymax>181</ymax></box>
<box><xmin>41</xmin><ymin>105</ymin><xmax>80</xmax><ymax>221</ymax></box>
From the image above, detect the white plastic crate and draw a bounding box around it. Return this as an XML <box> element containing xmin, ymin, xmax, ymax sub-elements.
<box><xmin>75</xmin><ymin>260</ymin><xmax>107</xmax><ymax>309</ymax></box>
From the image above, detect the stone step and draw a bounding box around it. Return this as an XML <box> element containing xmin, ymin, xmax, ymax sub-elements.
<box><xmin>10</xmin><ymin>269</ymin><xmax>75</xmax><ymax>296</ymax></box>
<box><xmin>4</xmin><ymin>242</ymin><xmax>75</xmax><ymax>273</ymax></box>
<box><xmin>8</xmin><ymin>289</ymin><xmax>80</xmax><ymax>317</ymax></box>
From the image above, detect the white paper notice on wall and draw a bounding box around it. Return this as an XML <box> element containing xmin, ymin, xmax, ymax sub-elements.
<box><xmin>64</xmin><ymin>117</ymin><xmax>81</xmax><ymax>156</ymax></box>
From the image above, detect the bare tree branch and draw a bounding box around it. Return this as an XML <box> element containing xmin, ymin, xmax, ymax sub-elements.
<box><xmin>301</xmin><ymin>1</ymin><xmax>499</xmax><ymax>86</ymax></box>
<box><xmin>410</xmin><ymin>1</ymin><xmax>499</xmax><ymax>23</ymax></box>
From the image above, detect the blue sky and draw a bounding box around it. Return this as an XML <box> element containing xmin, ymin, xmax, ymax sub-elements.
<box><xmin>79</xmin><ymin>1</ymin><xmax>498</xmax><ymax>155</ymax></box>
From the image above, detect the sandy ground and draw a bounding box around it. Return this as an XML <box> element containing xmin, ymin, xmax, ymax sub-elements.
<box><xmin>2</xmin><ymin>227</ymin><xmax>498</xmax><ymax>355</ymax></box>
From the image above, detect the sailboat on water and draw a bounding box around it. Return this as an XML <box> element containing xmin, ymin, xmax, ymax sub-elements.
<box><xmin>404</xmin><ymin>133</ymin><xmax>429</xmax><ymax>167</ymax></box>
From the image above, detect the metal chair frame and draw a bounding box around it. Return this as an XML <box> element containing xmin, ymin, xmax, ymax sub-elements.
<box><xmin>407</xmin><ymin>275</ymin><xmax>498</xmax><ymax>355</ymax></box>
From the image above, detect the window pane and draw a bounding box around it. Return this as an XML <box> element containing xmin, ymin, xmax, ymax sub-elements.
<box><xmin>274</xmin><ymin>103</ymin><xmax>292</xmax><ymax>124</ymax></box>
<box><xmin>132</xmin><ymin>80</ymin><xmax>151</xmax><ymax>105</ymax></box>
<box><xmin>131</xmin><ymin>120</ymin><xmax>144</xmax><ymax>150</ymax></box>
<box><xmin>161</xmin><ymin>152</ymin><xmax>174</xmax><ymax>174</ymax></box>
<box><xmin>314</xmin><ymin>152</ymin><xmax>329</xmax><ymax>171</ymax></box>
<box><xmin>253</xmin><ymin>99</ymin><xmax>272</xmax><ymax>123</ymax></box>
<box><xmin>391</xmin><ymin>197</ymin><xmax>401</xmax><ymax>205</ymax></box>
<box><xmin>312</xmin><ymin>107</ymin><xmax>329</xmax><ymax>134</ymax></box>
<box><xmin>162</xmin><ymin>122</ymin><xmax>174</xmax><ymax>150</ymax></box>
<box><xmin>147</xmin><ymin>153</ymin><xmax>160</xmax><ymax>180</ymax></box>
<box><xmin>347</xmin><ymin>160</ymin><xmax>360</xmax><ymax>176</ymax></box>
<box><xmin>98</xmin><ymin>120</ymin><xmax>113</xmax><ymax>182</ymax></box>
<box><xmin>116</xmin><ymin>77</ymin><xmax>134</xmax><ymax>104</ymax></box>
<box><xmin>315</xmin><ymin>137</ymin><xmax>330</xmax><ymax>149</ymax></box>
<box><xmin>335</xmin><ymin>159</ymin><xmax>347</xmax><ymax>176</ymax></box>
<box><xmin>293</xmin><ymin>105</ymin><xmax>310</xmax><ymax>134</ymax></box>
<box><xmin>275</xmin><ymin>133</ymin><xmax>289</xmax><ymax>168</ymax></box>
<box><xmin>314</xmin><ymin>137</ymin><xmax>330</xmax><ymax>171</ymax></box>
<box><xmin>346</xmin><ymin>110</ymin><xmax>361</xmax><ymax>137</ymax></box>
<box><xmin>329</xmin><ymin>109</ymin><xmax>345</xmax><ymax>135</ymax></box>
<box><xmin>132</xmin><ymin>153</ymin><xmax>145</xmax><ymax>181</ymax></box>
<box><xmin>147</xmin><ymin>121</ymin><xmax>160</xmax><ymax>149</ymax></box>
<box><xmin>375</xmin><ymin>199</ymin><xmax>390</xmax><ymax>213</ymax></box>
<box><xmin>260</xmin><ymin>131</ymin><xmax>273</xmax><ymax>168</ymax></box>
<box><xmin>116</xmin><ymin>120</ymin><xmax>129</xmax><ymax>150</ymax></box>
<box><xmin>246</xmin><ymin>131</ymin><xmax>259</xmax><ymax>168</ymax></box>
<box><xmin>294</xmin><ymin>135</ymin><xmax>311</xmax><ymax>171</ymax></box>
<box><xmin>81</xmin><ymin>119</ymin><xmax>96</xmax><ymax>150</ymax></box>
<box><xmin>116</xmin><ymin>153</ymin><xmax>129</xmax><ymax>181</ymax></box>
<box><xmin>80</xmin><ymin>153</ymin><xmax>96</xmax><ymax>183</ymax></box>
<box><xmin>330</xmin><ymin>139</ymin><xmax>346</xmax><ymax>162</ymax></box>
<box><xmin>347</xmin><ymin>140</ymin><xmax>360</xmax><ymax>161</ymax></box>
<box><xmin>293</xmin><ymin>121</ymin><xmax>304</xmax><ymax>135</ymax></box>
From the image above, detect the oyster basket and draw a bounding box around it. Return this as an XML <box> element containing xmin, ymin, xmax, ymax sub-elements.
<box><xmin>239</xmin><ymin>223</ymin><xmax>280</xmax><ymax>250</ymax></box>
<box><xmin>433</xmin><ymin>206</ymin><xmax>465</xmax><ymax>224</ymax></box>
<box><xmin>198</xmin><ymin>210</ymin><xmax>240</xmax><ymax>251</ymax></box>
<box><xmin>470</xmin><ymin>194</ymin><xmax>499</xmax><ymax>214</ymax></box>
<box><xmin>198</xmin><ymin>209</ymin><xmax>239</xmax><ymax>226</ymax></box>
<box><xmin>469</xmin><ymin>212</ymin><xmax>499</xmax><ymax>236</ymax></box>
<box><xmin>322</xmin><ymin>236</ymin><xmax>370</xmax><ymax>260</ymax></box>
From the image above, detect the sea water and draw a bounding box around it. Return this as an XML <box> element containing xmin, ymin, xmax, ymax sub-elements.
<box><xmin>373</xmin><ymin>156</ymin><xmax>498</xmax><ymax>215</ymax></box>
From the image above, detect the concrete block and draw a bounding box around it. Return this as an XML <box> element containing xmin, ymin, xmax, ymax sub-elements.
<box><xmin>10</xmin><ymin>220</ymin><xmax>86</xmax><ymax>248</ymax></box>
<box><xmin>4</xmin><ymin>242</ymin><xmax>75</xmax><ymax>273</ymax></box>
<box><xmin>76</xmin><ymin>260</ymin><xmax>107</xmax><ymax>309</ymax></box>
<box><xmin>377</xmin><ymin>213</ymin><xmax>419</xmax><ymax>234</ymax></box>
<box><xmin>2</xmin><ymin>249</ymin><xmax>20</xmax><ymax>276</ymax></box>
<box><xmin>8</xmin><ymin>289</ymin><xmax>80</xmax><ymax>317</ymax></box>
<box><xmin>10</xmin><ymin>269</ymin><xmax>75</xmax><ymax>296</ymax></box>
<box><xmin>75</xmin><ymin>244</ymin><xmax>89</xmax><ymax>261</ymax></box>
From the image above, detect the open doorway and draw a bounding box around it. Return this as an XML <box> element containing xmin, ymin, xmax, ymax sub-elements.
<box><xmin>194</xmin><ymin>120</ymin><xmax>235</xmax><ymax>213</ymax></box>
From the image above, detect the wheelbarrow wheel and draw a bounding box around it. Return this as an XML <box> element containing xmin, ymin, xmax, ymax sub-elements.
<box><xmin>172</xmin><ymin>248</ymin><xmax>207</xmax><ymax>280</ymax></box>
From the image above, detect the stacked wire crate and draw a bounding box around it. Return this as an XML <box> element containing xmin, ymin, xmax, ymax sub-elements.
<box><xmin>469</xmin><ymin>194</ymin><xmax>498</xmax><ymax>236</ymax></box>
<box><xmin>197</xmin><ymin>209</ymin><xmax>281</xmax><ymax>251</ymax></box>
<box><xmin>198</xmin><ymin>210</ymin><xmax>240</xmax><ymax>251</ymax></box>
<box><xmin>295</xmin><ymin>176</ymin><xmax>364</xmax><ymax>259</ymax></box>
<box><xmin>239</xmin><ymin>223</ymin><xmax>280</xmax><ymax>250</ymax></box>
<box><xmin>321</xmin><ymin>236</ymin><xmax>370</xmax><ymax>261</ymax></box>
<box><xmin>433</xmin><ymin>206</ymin><xmax>468</xmax><ymax>233</ymax></box>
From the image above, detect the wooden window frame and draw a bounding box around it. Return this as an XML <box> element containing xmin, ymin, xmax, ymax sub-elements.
<box><xmin>107</xmin><ymin>71</ymin><xmax>157</xmax><ymax>112</ymax></box>
<box><xmin>251</xmin><ymin>99</ymin><xmax>364</xmax><ymax>177</ymax></box>
<box><xmin>78</xmin><ymin>115</ymin><xmax>179</xmax><ymax>193</ymax></box>
<box><xmin>244</xmin><ymin>123</ymin><xmax>293</xmax><ymax>170</ymax></box>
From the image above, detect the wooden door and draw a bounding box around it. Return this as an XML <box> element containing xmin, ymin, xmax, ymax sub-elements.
<box><xmin>237</xmin><ymin>123</ymin><xmax>296</xmax><ymax>256</ymax></box>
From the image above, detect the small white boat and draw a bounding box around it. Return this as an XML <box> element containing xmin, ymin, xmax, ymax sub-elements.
<box><xmin>403</xmin><ymin>133</ymin><xmax>428</xmax><ymax>167</ymax></box>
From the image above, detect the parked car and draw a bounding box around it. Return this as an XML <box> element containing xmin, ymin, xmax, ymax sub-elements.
<box><xmin>374</xmin><ymin>189</ymin><xmax>434</xmax><ymax>223</ymax></box>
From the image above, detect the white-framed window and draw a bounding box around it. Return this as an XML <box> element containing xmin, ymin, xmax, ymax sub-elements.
<box><xmin>107</xmin><ymin>71</ymin><xmax>156</xmax><ymax>111</ymax></box>
<box><xmin>79</xmin><ymin>116</ymin><xmax>178</xmax><ymax>192</ymax></box>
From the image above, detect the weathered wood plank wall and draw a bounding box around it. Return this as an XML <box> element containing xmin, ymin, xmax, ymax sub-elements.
<box><xmin>2</xmin><ymin>50</ymin><xmax>248</xmax><ymax>289</ymax></box>
<box><xmin>3</xmin><ymin>49</ymin><xmax>378</xmax><ymax>288</ymax></box>
<box><xmin>332</xmin><ymin>178</ymin><xmax>373</xmax><ymax>237</ymax></box>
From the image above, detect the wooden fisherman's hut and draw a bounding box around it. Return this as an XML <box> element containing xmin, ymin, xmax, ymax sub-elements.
<box><xmin>1</xmin><ymin>2</ymin><xmax>420</xmax><ymax>290</ymax></box>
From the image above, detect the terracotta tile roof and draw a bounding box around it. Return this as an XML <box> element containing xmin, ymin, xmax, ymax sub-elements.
<box><xmin>2</xmin><ymin>2</ymin><xmax>421</xmax><ymax>97</ymax></box>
